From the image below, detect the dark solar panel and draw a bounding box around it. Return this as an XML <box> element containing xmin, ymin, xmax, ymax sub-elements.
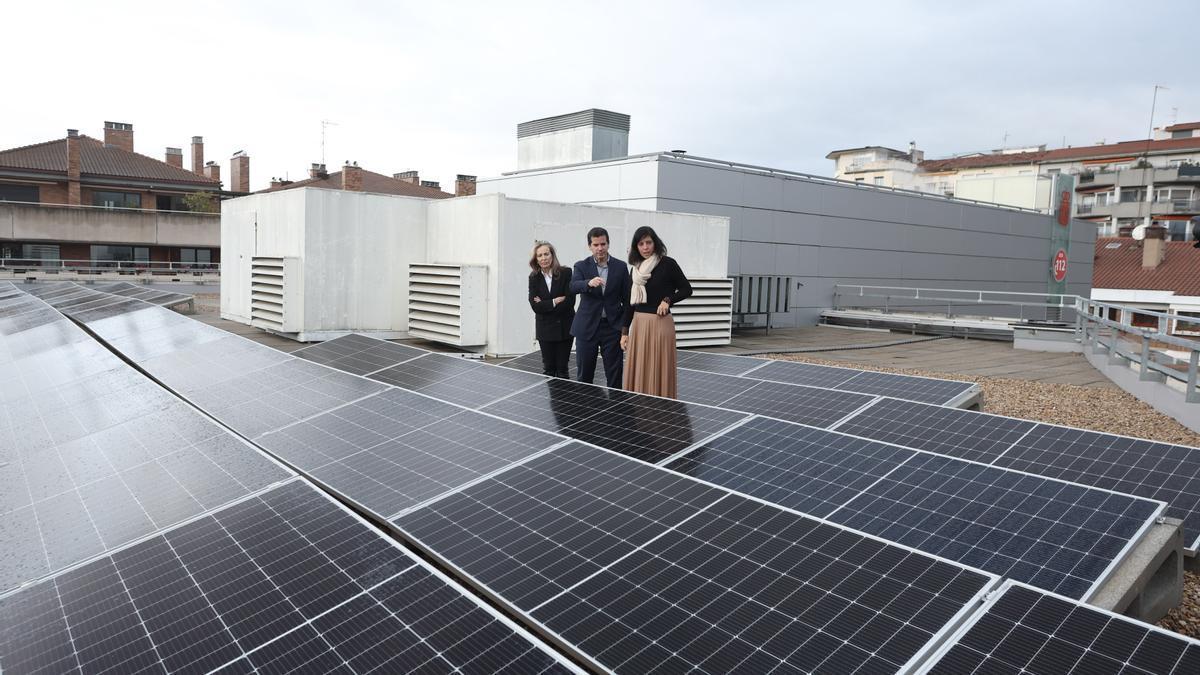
<box><xmin>670</xmin><ymin>417</ymin><xmax>1161</xmax><ymax>599</ymax></box>
<box><xmin>257</xmin><ymin>389</ymin><xmax>562</xmax><ymax>518</ymax></box>
<box><xmin>0</xmin><ymin>480</ymin><xmax>574</xmax><ymax>675</ymax></box>
<box><xmin>498</xmin><ymin>350</ymin><xmax>612</xmax><ymax>385</ymax></box>
<box><xmin>922</xmin><ymin>581</ymin><xmax>1200</xmax><ymax>675</ymax></box>
<box><xmin>293</xmin><ymin>333</ymin><xmax>425</xmax><ymax>375</ymax></box>
<box><xmin>832</xmin><ymin>369</ymin><xmax>977</xmax><ymax>405</ymax></box>
<box><xmin>996</xmin><ymin>424</ymin><xmax>1200</xmax><ymax>552</ymax></box>
<box><xmin>482</xmin><ymin>378</ymin><xmax>749</xmax><ymax>463</ymax></box>
<box><xmin>838</xmin><ymin>397</ymin><xmax>1038</xmax><ymax>463</ymax></box>
<box><xmin>741</xmin><ymin>358</ymin><xmax>861</xmax><ymax>388</ymax></box>
<box><xmin>675</xmin><ymin>349</ymin><xmax>764</xmax><ymax>375</ymax></box>
<box><xmin>397</xmin><ymin>442</ymin><xmax>995</xmax><ymax>674</ymax></box>
<box><xmin>368</xmin><ymin>352</ymin><xmax>481</xmax><ymax>390</ymax></box>
<box><xmin>676</xmin><ymin>368</ymin><xmax>761</xmax><ymax>406</ymax></box>
<box><xmin>720</xmin><ymin>379</ymin><xmax>877</xmax><ymax>428</ymax></box>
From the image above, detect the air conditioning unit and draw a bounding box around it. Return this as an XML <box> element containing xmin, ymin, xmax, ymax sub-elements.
<box><xmin>250</xmin><ymin>256</ymin><xmax>302</xmax><ymax>332</ymax></box>
<box><xmin>408</xmin><ymin>263</ymin><xmax>487</xmax><ymax>346</ymax></box>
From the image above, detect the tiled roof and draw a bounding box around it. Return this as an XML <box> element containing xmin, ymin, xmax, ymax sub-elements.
<box><xmin>259</xmin><ymin>168</ymin><xmax>453</xmax><ymax>199</ymax></box>
<box><xmin>1092</xmin><ymin>237</ymin><xmax>1200</xmax><ymax>296</ymax></box>
<box><xmin>918</xmin><ymin>136</ymin><xmax>1200</xmax><ymax>172</ymax></box>
<box><xmin>1164</xmin><ymin>121</ymin><xmax>1200</xmax><ymax>132</ymax></box>
<box><xmin>0</xmin><ymin>135</ymin><xmax>220</xmax><ymax>186</ymax></box>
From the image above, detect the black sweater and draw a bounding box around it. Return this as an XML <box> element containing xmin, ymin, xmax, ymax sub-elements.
<box><xmin>622</xmin><ymin>256</ymin><xmax>692</xmax><ymax>331</ymax></box>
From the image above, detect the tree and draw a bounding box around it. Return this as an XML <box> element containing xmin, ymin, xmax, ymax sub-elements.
<box><xmin>181</xmin><ymin>191</ymin><xmax>219</xmax><ymax>213</ymax></box>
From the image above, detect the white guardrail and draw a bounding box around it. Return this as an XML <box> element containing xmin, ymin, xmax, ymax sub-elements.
<box><xmin>0</xmin><ymin>258</ymin><xmax>219</xmax><ymax>277</ymax></box>
<box><xmin>834</xmin><ymin>285</ymin><xmax>1199</xmax><ymax>404</ymax></box>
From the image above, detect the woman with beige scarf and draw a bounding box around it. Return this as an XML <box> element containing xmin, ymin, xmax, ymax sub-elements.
<box><xmin>620</xmin><ymin>226</ymin><xmax>692</xmax><ymax>397</ymax></box>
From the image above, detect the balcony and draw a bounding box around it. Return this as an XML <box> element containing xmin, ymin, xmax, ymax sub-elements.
<box><xmin>0</xmin><ymin>201</ymin><xmax>219</xmax><ymax>247</ymax></box>
<box><xmin>1152</xmin><ymin>198</ymin><xmax>1200</xmax><ymax>215</ymax></box>
<box><xmin>1085</xmin><ymin>167</ymin><xmax>1200</xmax><ymax>188</ymax></box>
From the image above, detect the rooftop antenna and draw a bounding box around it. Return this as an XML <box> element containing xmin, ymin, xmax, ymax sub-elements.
<box><xmin>1137</xmin><ymin>85</ymin><xmax>1168</xmax><ymax>228</ymax></box>
<box><xmin>1001</xmin><ymin>130</ymin><xmax>1009</xmax><ymax>151</ymax></box>
<box><xmin>321</xmin><ymin>120</ymin><xmax>339</xmax><ymax>167</ymax></box>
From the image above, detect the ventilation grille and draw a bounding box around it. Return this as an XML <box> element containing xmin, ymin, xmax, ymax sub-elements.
<box><xmin>250</xmin><ymin>256</ymin><xmax>300</xmax><ymax>332</ymax></box>
<box><xmin>673</xmin><ymin>277</ymin><xmax>733</xmax><ymax>347</ymax></box>
<box><xmin>408</xmin><ymin>264</ymin><xmax>488</xmax><ymax>346</ymax></box>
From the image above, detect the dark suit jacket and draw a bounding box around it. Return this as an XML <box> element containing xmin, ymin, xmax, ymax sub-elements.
<box><xmin>528</xmin><ymin>268</ymin><xmax>575</xmax><ymax>342</ymax></box>
<box><xmin>569</xmin><ymin>256</ymin><xmax>631</xmax><ymax>340</ymax></box>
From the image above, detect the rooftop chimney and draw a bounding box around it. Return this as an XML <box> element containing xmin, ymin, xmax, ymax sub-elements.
<box><xmin>165</xmin><ymin>147</ymin><xmax>183</xmax><ymax>168</ymax></box>
<box><xmin>230</xmin><ymin>150</ymin><xmax>250</xmax><ymax>193</ymax></box>
<box><xmin>393</xmin><ymin>170</ymin><xmax>419</xmax><ymax>184</ymax></box>
<box><xmin>1142</xmin><ymin>225</ymin><xmax>1167</xmax><ymax>269</ymax></box>
<box><xmin>66</xmin><ymin>129</ymin><xmax>81</xmax><ymax>205</ymax></box>
<box><xmin>103</xmin><ymin>121</ymin><xmax>134</xmax><ymax>152</ymax></box>
<box><xmin>455</xmin><ymin>174</ymin><xmax>477</xmax><ymax>197</ymax></box>
<box><xmin>908</xmin><ymin>141</ymin><xmax>924</xmax><ymax>163</ymax></box>
<box><xmin>342</xmin><ymin>162</ymin><xmax>363</xmax><ymax>191</ymax></box>
<box><xmin>420</xmin><ymin>180</ymin><xmax>440</xmax><ymax>190</ymax></box>
<box><xmin>517</xmin><ymin>108</ymin><xmax>630</xmax><ymax>170</ymax></box>
<box><xmin>203</xmin><ymin>160</ymin><xmax>221</xmax><ymax>183</ymax></box>
<box><xmin>310</xmin><ymin>163</ymin><xmax>328</xmax><ymax>179</ymax></box>
<box><xmin>270</xmin><ymin>178</ymin><xmax>283</xmax><ymax>189</ymax></box>
<box><xmin>191</xmin><ymin>136</ymin><xmax>204</xmax><ymax>174</ymax></box>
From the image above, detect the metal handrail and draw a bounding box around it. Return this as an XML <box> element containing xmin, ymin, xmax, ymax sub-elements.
<box><xmin>0</xmin><ymin>258</ymin><xmax>220</xmax><ymax>272</ymax></box>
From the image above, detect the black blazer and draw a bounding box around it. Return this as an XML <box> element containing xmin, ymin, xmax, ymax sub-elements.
<box><xmin>569</xmin><ymin>256</ymin><xmax>631</xmax><ymax>339</ymax></box>
<box><xmin>528</xmin><ymin>268</ymin><xmax>575</xmax><ymax>342</ymax></box>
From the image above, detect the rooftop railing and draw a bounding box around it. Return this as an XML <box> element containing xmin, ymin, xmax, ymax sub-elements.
<box><xmin>0</xmin><ymin>258</ymin><xmax>219</xmax><ymax>276</ymax></box>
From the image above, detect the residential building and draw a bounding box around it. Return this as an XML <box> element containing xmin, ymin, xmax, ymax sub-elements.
<box><xmin>0</xmin><ymin>122</ymin><xmax>234</xmax><ymax>266</ymax></box>
<box><xmin>829</xmin><ymin>125</ymin><xmax>1200</xmax><ymax>238</ymax></box>
<box><xmin>260</xmin><ymin>163</ymin><xmax>469</xmax><ymax>198</ymax></box>
<box><xmin>481</xmin><ymin>110</ymin><xmax>1093</xmax><ymax>328</ymax></box>
<box><xmin>1092</xmin><ymin>229</ymin><xmax>1200</xmax><ymax>335</ymax></box>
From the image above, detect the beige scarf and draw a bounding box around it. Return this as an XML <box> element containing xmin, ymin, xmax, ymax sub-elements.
<box><xmin>630</xmin><ymin>254</ymin><xmax>661</xmax><ymax>305</ymax></box>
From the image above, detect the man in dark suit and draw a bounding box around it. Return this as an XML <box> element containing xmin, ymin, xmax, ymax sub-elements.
<box><xmin>570</xmin><ymin>227</ymin><xmax>631</xmax><ymax>388</ymax></box>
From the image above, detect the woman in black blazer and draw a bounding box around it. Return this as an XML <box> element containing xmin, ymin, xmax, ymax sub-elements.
<box><xmin>528</xmin><ymin>241</ymin><xmax>575</xmax><ymax>378</ymax></box>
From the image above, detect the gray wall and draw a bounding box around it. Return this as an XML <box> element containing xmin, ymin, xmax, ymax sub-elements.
<box><xmin>653</xmin><ymin>157</ymin><xmax>1095</xmax><ymax>326</ymax></box>
<box><xmin>0</xmin><ymin>202</ymin><xmax>220</xmax><ymax>248</ymax></box>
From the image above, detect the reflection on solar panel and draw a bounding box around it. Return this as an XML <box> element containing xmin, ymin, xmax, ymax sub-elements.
<box><xmin>87</xmin><ymin>280</ymin><xmax>194</xmax><ymax>309</ymax></box>
<box><xmin>676</xmin><ymin>367</ymin><xmax>761</xmax><ymax>406</ymax></box>
<box><xmin>481</xmin><ymin>378</ymin><xmax>749</xmax><ymax>463</ymax></box>
<box><xmin>720</xmin><ymin>379</ymin><xmax>876</xmax><ymax>428</ymax></box>
<box><xmin>0</xmin><ymin>480</ymin><xmax>576</xmax><ymax>675</ymax></box>
<box><xmin>293</xmin><ymin>333</ymin><xmax>425</xmax><ymax>375</ymax></box>
<box><xmin>500</xmin><ymin>350</ymin><xmax>607</xmax><ymax>385</ymax></box>
<box><xmin>675</xmin><ymin>350</ymin><xmax>763</xmax><ymax>375</ymax></box>
<box><xmin>371</xmin><ymin>354</ymin><xmax>547</xmax><ymax>408</ymax></box>
<box><xmin>670</xmin><ymin>417</ymin><xmax>1163</xmax><ymax>599</ymax></box>
<box><xmin>743</xmin><ymin>358</ymin><xmax>979</xmax><ymax>405</ymax></box>
<box><xmin>837</xmin><ymin>399</ymin><xmax>1200</xmax><ymax>552</ymax></box>
<box><xmin>257</xmin><ymin>388</ymin><xmax>563</xmax><ymax>518</ymax></box>
<box><xmin>920</xmin><ymin>580</ymin><xmax>1200</xmax><ymax>675</ymax></box>
<box><xmin>397</xmin><ymin>442</ymin><xmax>996</xmax><ymax>674</ymax></box>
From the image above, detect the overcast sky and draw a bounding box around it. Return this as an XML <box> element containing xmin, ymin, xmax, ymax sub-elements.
<box><xmin>7</xmin><ymin>1</ymin><xmax>1199</xmax><ymax>191</ymax></box>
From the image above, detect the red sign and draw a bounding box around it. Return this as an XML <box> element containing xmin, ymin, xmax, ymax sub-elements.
<box><xmin>1057</xmin><ymin>191</ymin><xmax>1071</xmax><ymax>226</ymax></box>
<box><xmin>1052</xmin><ymin>249</ymin><xmax>1068</xmax><ymax>282</ymax></box>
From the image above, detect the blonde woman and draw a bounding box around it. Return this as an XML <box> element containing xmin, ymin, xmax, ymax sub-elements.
<box><xmin>528</xmin><ymin>241</ymin><xmax>575</xmax><ymax>377</ymax></box>
<box><xmin>620</xmin><ymin>226</ymin><xmax>691</xmax><ymax>397</ymax></box>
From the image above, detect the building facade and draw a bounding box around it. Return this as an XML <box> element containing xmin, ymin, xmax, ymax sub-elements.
<box><xmin>1091</xmin><ymin>230</ymin><xmax>1200</xmax><ymax>335</ymax></box>
<box><xmin>0</xmin><ymin>122</ymin><xmax>236</xmax><ymax>266</ymax></box>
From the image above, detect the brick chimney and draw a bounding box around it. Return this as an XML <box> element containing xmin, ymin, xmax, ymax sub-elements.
<box><xmin>103</xmin><ymin>121</ymin><xmax>134</xmax><ymax>152</ymax></box>
<box><xmin>66</xmin><ymin>129</ymin><xmax>81</xmax><ymax>205</ymax></box>
<box><xmin>165</xmin><ymin>147</ymin><xmax>183</xmax><ymax>168</ymax></box>
<box><xmin>203</xmin><ymin>161</ymin><xmax>221</xmax><ymax>183</ymax></box>
<box><xmin>393</xmin><ymin>170</ymin><xmax>419</xmax><ymax>184</ymax></box>
<box><xmin>270</xmin><ymin>178</ymin><xmax>283</xmax><ymax>189</ymax></box>
<box><xmin>420</xmin><ymin>180</ymin><xmax>440</xmax><ymax>190</ymax></box>
<box><xmin>455</xmin><ymin>174</ymin><xmax>477</xmax><ymax>197</ymax></box>
<box><xmin>191</xmin><ymin>136</ymin><xmax>204</xmax><ymax>174</ymax></box>
<box><xmin>230</xmin><ymin>151</ymin><xmax>250</xmax><ymax>193</ymax></box>
<box><xmin>1142</xmin><ymin>225</ymin><xmax>1167</xmax><ymax>269</ymax></box>
<box><xmin>310</xmin><ymin>163</ymin><xmax>328</xmax><ymax>179</ymax></box>
<box><xmin>342</xmin><ymin>162</ymin><xmax>363</xmax><ymax>191</ymax></box>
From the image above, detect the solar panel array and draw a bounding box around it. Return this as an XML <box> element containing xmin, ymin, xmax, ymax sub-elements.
<box><xmin>920</xmin><ymin>581</ymin><xmax>1200</xmax><ymax>674</ymax></box>
<box><xmin>86</xmin><ymin>280</ymin><xmax>195</xmax><ymax>309</ymax></box>
<box><xmin>18</xmin><ymin>285</ymin><xmax>1200</xmax><ymax>673</ymax></box>
<box><xmin>669</xmin><ymin>417</ymin><xmax>1163</xmax><ymax>600</ymax></box>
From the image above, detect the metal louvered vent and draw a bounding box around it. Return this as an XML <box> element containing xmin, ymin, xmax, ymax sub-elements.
<box><xmin>250</xmin><ymin>256</ymin><xmax>301</xmax><ymax>332</ymax></box>
<box><xmin>674</xmin><ymin>277</ymin><xmax>733</xmax><ymax>347</ymax></box>
<box><xmin>408</xmin><ymin>263</ymin><xmax>488</xmax><ymax>346</ymax></box>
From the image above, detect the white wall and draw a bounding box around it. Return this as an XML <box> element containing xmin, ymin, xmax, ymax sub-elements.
<box><xmin>220</xmin><ymin>189</ymin><xmax>308</xmax><ymax>323</ymax></box>
<box><xmin>956</xmin><ymin>174</ymin><xmax>1051</xmax><ymax>211</ymax></box>
<box><xmin>478</xmin><ymin>156</ymin><xmax>659</xmax><ymax>206</ymax></box>
<box><xmin>517</xmin><ymin>126</ymin><xmax>630</xmax><ymax>170</ymax></box>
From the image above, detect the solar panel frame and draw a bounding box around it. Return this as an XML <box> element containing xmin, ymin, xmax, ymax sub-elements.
<box><xmin>394</xmin><ymin>441</ymin><xmax>1001</xmax><ymax>675</ymax></box>
<box><xmin>915</xmin><ymin>579</ymin><xmax>1200</xmax><ymax>675</ymax></box>
<box><xmin>292</xmin><ymin>333</ymin><xmax>426</xmax><ymax>376</ymax></box>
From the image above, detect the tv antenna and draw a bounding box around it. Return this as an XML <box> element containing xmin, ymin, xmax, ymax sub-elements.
<box><xmin>321</xmin><ymin>120</ymin><xmax>339</xmax><ymax>167</ymax></box>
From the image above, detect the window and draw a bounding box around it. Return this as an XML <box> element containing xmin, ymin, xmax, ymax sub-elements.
<box><xmin>1096</xmin><ymin>192</ymin><xmax>1113</xmax><ymax>206</ymax></box>
<box><xmin>1119</xmin><ymin>189</ymin><xmax>1145</xmax><ymax>203</ymax></box>
<box><xmin>854</xmin><ymin>177</ymin><xmax>865</xmax><ymax>183</ymax></box>
<box><xmin>873</xmin><ymin>176</ymin><xmax>884</xmax><ymax>185</ymax></box>
<box><xmin>91</xmin><ymin>245</ymin><xmax>149</xmax><ymax>263</ymax></box>
<box><xmin>20</xmin><ymin>244</ymin><xmax>60</xmax><ymax>265</ymax></box>
<box><xmin>0</xmin><ymin>184</ymin><xmax>39</xmax><ymax>202</ymax></box>
<box><xmin>1156</xmin><ymin>188</ymin><xmax>1192</xmax><ymax>202</ymax></box>
<box><xmin>156</xmin><ymin>195</ymin><xmax>190</xmax><ymax>211</ymax></box>
<box><xmin>93</xmin><ymin>191</ymin><xmax>141</xmax><ymax>209</ymax></box>
<box><xmin>180</xmin><ymin>248</ymin><xmax>212</xmax><ymax>264</ymax></box>
<box><xmin>1017</xmin><ymin>169</ymin><xmax>1033</xmax><ymax>175</ymax></box>
<box><xmin>1175</xmin><ymin>311</ymin><xmax>1200</xmax><ymax>336</ymax></box>
<box><xmin>1046</xmin><ymin>168</ymin><xmax>1062</xmax><ymax>175</ymax></box>
<box><xmin>1128</xmin><ymin>311</ymin><xmax>1159</xmax><ymax>328</ymax></box>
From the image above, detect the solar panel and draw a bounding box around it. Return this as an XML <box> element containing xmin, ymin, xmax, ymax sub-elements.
<box><xmin>86</xmin><ymin>280</ymin><xmax>194</xmax><ymax>309</ymax></box>
<box><xmin>675</xmin><ymin>349</ymin><xmax>764</xmax><ymax>375</ymax></box>
<box><xmin>396</xmin><ymin>442</ymin><xmax>997</xmax><ymax>674</ymax></box>
<box><xmin>676</xmin><ymin>367</ymin><xmax>761</xmax><ymax>406</ymax></box>
<box><xmin>481</xmin><ymin>378</ymin><xmax>749</xmax><ymax>463</ymax></box>
<box><xmin>918</xmin><ymin>580</ymin><xmax>1200</xmax><ymax>675</ymax></box>
<box><xmin>256</xmin><ymin>388</ymin><xmax>563</xmax><ymax>518</ymax></box>
<box><xmin>738</xmin><ymin>358</ymin><xmax>860</xmax><ymax>388</ymax></box>
<box><xmin>669</xmin><ymin>417</ymin><xmax>1163</xmax><ymax>600</ymax></box>
<box><xmin>743</xmin><ymin>358</ymin><xmax>979</xmax><ymax>405</ymax></box>
<box><xmin>293</xmin><ymin>333</ymin><xmax>425</xmax><ymax>375</ymax></box>
<box><xmin>720</xmin><ymin>379</ymin><xmax>877</xmax><ymax>428</ymax></box>
<box><xmin>0</xmin><ymin>479</ymin><xmax>576</xmax><ymax>675</ymax></box>
<box><xmin>372</xmin><ymin>358</ymin><xmax>548</xmax><ymax>409</ymax></box>
<box><xmin>837</xmin><ymin>397</ymin><xmax>1038</xmax><ymax>463</ymax></box>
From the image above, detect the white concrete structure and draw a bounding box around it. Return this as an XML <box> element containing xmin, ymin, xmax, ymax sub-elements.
<box><xmin>517</xmin><ymin>109</ymin><xmax>630</xmax><ymax>171</ymax></box>
<box><xmin>220</xmin><ymin>188</ymin><xmax>729</xmax><ymax>355</ymax></box>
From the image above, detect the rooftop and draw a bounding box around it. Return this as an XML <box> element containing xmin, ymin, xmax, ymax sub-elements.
<box><xmin>258</xmin><ymin>167</ymin><xmax>453</xmax><ymax>198</ymax></box>
<box><xmin>1092</xmin><ymin>237</ymin><xmax>1200</xmax><ymax>297</ymax></box>
<box><xmin>0</xmin><ymin>134</ymin><xmax>220</xmax><ymax>187</ymax></box>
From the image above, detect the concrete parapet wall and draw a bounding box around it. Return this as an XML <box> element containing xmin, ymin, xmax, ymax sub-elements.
<box><xmin>0</xmin><ymin>202</ymin><xmax>219</xmax><ymax>247</ymax></box>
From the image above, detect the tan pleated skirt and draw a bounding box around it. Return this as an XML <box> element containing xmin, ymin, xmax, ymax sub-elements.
<box><xmin>624</xmin><ymin>312</ymin><xmax>677</xmax><ymax>398</ymax></box>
